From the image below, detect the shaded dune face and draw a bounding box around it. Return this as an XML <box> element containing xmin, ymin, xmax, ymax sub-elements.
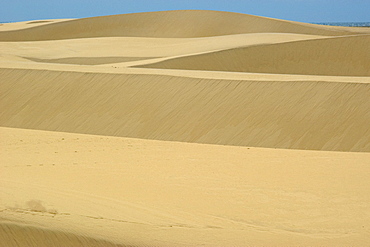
<box><xmin>138</xmin><ymin>35</ymin><xmax>370</xmax><ymax>77</ymax></box>
<box><xmin>0</xmin><ymin>224</ymin><xmax>127</xmax><ymax>247</ymax></box>
<box><xmin>1</xmin><ymin>69</ymin><xmax>369</xmax><ymax>152</ymax></box>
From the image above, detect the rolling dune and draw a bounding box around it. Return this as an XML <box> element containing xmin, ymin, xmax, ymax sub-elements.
<box><xmin>1</xmin><ymin>9</ymin><xmax>370</xmax><ymax>247</ymax></box>
<box><xmin>1</xmin><ymin>68</ymin><xmax>369</xmax><ymax>152</ymax></box>
<box><xmin>0</xmin><ymin>33</ymin><xmax>328</xmax><ymax>60</ymax></box>
<box><xmin>0</xmin><ymin>10</ymin><xmax>368</xmax><ymax>42</ymax></box>
<box><xmin>138</xmin><ymin>34</ymin><xmax>370</xmax><ymax>76</ymax></box>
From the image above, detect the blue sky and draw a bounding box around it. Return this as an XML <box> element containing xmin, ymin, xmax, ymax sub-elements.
<box><xmin>1</xmin><ymin>0</ymin><xmax>369</xmax><ymax>23</ymax></box>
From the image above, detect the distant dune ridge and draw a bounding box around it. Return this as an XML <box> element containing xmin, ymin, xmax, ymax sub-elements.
<box><xmin>1</xmin><ymin>10</ymin><xmax>370</xmax><ymax>247</ymax></box>
<box><xmin>0</xmin><ymin>10</ymin><xmax>369</xmax><ymax>41</ymax></box>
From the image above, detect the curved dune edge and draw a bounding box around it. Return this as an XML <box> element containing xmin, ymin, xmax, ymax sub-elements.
<box><xmin>0</xmin><ymin>223</ymin><xmax>127</xmax><ymax>247</ymax></box>
<box><xmin>137</xmin><ymin>34</ymin><xmax>370</xmax><ymax>76</ymax></box>
<box><xmin>0</xmin><ymin>19</ymin><xmax>73</xmax><ymax>32</ymax></box>
<box><xmin>26</xmin><ymin>20</ymin><xmax>53</xmax><ymax>24</ymax></box>
<box><xmin>1</xmin><ymin>68</ymin><xmax>369</xmax><ymax>152</ymax></box>
<box><xmin>25</xmin><ymin>57</ymin><xmax>160</xmax><ymax>65</ymax></box>
<box><xmin>1</xmin><ymin>62</ymin><xmax>369</xmax><ymax>84</ymax></box>
<box><xmin>0</xmin><ymin>10</ymin><xmax>367</xmax><ymax>41</ymax></box>
<box><xmin>0</xmin><ymin>33</ymin><xmax>330</xmax><ymax>61</ymax></box>
<box><xmin>1</xmin><ymin>127</ymin><xmax>370</xmax><ymax>246</ymax></box>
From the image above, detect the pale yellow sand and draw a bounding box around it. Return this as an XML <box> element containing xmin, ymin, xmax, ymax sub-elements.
<box><xmin>0</xmin><ymin>19</ymin><xmax>73</xmax><ymax>31</ymax></box>
<box><xmin>0</xmin><ymin>33</ymin><xmax>329</xmax><ymax>60</ymax></box>
<box><xmin>1</xmin><ymin>10</ymin><xmax>369</xmax><ymax>246</ymax></box>
<box><xmin>1</xmin><ymin>127</ymin><xmax>370</xmax><ymax>246</ymax></box>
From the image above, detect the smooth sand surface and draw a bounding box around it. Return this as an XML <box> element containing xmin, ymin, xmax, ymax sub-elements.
<box><xmin>138</xmin><ymin>35</ymin><xmax>370</xmax><ymax>76</ymax></box>
<box><xmin>1</xmin><ymin>68</ymin><xmax>370</xmax><ymax>152</ymax></box>
<box><xmin>1</xmin><ymin>127</ymin><xmax>370</xmax><ymax>246</ymax></box>
<box><xmin>1</xmin><ymin>10</ymin><xmax>370</xmax><ymax>246</ymax></box>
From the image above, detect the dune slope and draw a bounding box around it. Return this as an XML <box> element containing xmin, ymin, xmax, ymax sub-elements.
<box><xmin>0</xmin><ymin>33</ymin><xmax>329</xmax><ymax>62</ymax></box>
<box><xmin>1</xmin><ymin>127</ymin><xmax>370</xmax><ymax>246</ymax></box>
<box><xmin>0</xmin><ymin>223</ymin><xmax>126</xmax><ymax>247</ymax></box>
<box><xmin>138</xmin><ymin>35</ymin><xmax>370</xmax><ymax>76</ymax></box>
<box><xmin>0</xmin><ymin>10</ymin><xmax>366</xmax><ymax>41</ymax></box>
<box><xmin>1</xmin><ymin>68</ymin><xmax>369</xmax><ymax>152</ymax></box>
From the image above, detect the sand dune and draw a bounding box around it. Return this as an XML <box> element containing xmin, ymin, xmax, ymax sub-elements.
<box><xmin>0</xmin><ymin>223</ymin><xmax>126</xmax><ymax>247</ymax></box>
<box><xmin>1</xmin><ymin>127</ymin><xmax>370</xmax><ymax>246</ymax></box>
<box><xmin>138</xmin><ymin>34</ymin><xmax>370</xmax><ymax>76</ymax></box>
<box><xmin>0</xmin><ymin>10</ymin><xmax>368</xmax><ymax>42</ymax></box>
<box><xmin>0</xmin><ymin>33</ymin><xmax>328</xmax><ymax>61</ymax></box>
<box><xmin>1</xmin><ymin>9</ymin><xmax>370</xmax><ymax>247</ymax></box>
<box><xmin>0</xmin><ymin>19</ymin><xmax>72</xmax><ymax>31</ymax></box>
<box><xmin>1</xmin><ymin>68</ymin><xmax>369</xmax><ymax>152</ymax></box>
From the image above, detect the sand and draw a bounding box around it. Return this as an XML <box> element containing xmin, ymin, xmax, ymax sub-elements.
<box><xmin>138</xmin><ymin>35</ymin><xmax>370</xmax><ymax>76</ymax></box>
<box><xmin>1</xmin><ymin>10</ymin><xmax>369</xmax><ymax>246</ymax></box>
<box><xmin>2</xmin><ymin>127</ymin><xmax>370</xmax><ymax>246</ymax></box>
<box><xmin>1</xmin><ymin>10</ymin><xmax>370</xmax><ymax>42</ymax></box>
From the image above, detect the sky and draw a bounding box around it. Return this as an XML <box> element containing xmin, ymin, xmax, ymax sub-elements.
<box><xmin>1</xmin><ymin>0</ymin><xmax>369</xmax><ymax>24</ymax></box>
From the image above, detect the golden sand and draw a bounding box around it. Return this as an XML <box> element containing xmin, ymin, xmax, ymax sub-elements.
<box><xmin>1</xmin><ymin>10</ymin><xmax>369</xmax><ymax>246</ymax></box>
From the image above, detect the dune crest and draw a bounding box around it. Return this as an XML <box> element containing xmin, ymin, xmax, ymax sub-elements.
<box><xmin>0</xmin><ymin>10</ymin><xmax>368</xmax><ymax>41</ymax></box>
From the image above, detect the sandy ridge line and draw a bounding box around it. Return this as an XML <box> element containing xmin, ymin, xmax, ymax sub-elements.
<box><xmin>0</xmin><ymin>10</ymin><xmax>360</xmax><ymax>41</ymax></box>
<box><xmin>1</xmin><ymin>126</ymin><xmax>368</xmax><ymax>154</ymax></box>
<box><xmin>136</xmin><ymin>34</ymin><xmax>370</xmax><ymax>77</ymax></box>
<box><xmin>0</xmin><ymin>66</ymin><xmax>369</xmax><ymax>84</ymax></box>
<box><xmin>0</xmin><ymin>33</ymin><xmax>330</xmax><ymax>62</ymax></box>
<box><xmin>134</xmin><ymin>33</ymin><xmax>367</xmax><ymax>64</ymax></box>
<box><xmin>120</xmin><ymin>34</ymin><xmax>338</xmax><ymax>67</ymax></box>
<box><xmin>0</xmin><ymin>19</ymin><xmax>74</xmax><ymax>31</ymax></box>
